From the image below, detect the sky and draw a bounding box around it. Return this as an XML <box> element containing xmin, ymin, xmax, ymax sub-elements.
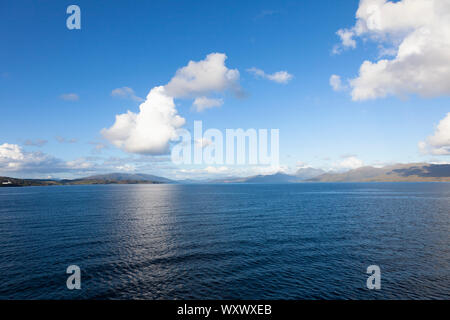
<box><xmin>1</xmin><ymin>0</ymin><xmax>450</xmax><ymax>179</ymax></box>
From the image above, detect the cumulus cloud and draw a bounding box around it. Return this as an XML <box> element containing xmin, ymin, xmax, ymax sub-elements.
<box><xmin>103</xmin><ymin>53</ymin><xmax>240</xmax><ymax>155</ymax></box>
<box><xmin>192</xmin><ymin>96</ymin><xmax>223</xmax><ymax>112</ymax></box>
<box><xmin>247</xmin><ymin>67</ymin><xmax>293</xmax><ymax>84</ymax></box>
<box><xmin>165</xmin><ymin>53</ymin><xmax>240</xmax><ymax>98</ymax></box>
<box><xmin>111</xmin><ymin>87</ymin><xmax>144</xmax><ymax>102</ymax></box>
<box><xmin>334</xmin><ymin>0</ymin><xmax>450</xmax><ymax>101</ymax></box>
<box><xmin>329</xmin><ymin>74</ymin><xmax>346</xmax><ymax>92</ymax></box>
<box><xmin>0</xmin><ymin>143</ymin><xmax>176</xmax><ymax>178</ymax></box>
<box><xmin>419</xmin><ymin>113</ymin><xmax>450</xmax><ymax>155</ymax></box>
<box><xmin>334</xmin><ymin>29</ymin><xmax>357</xmax><ymax>53</ymax></box>
<box><xmin>0</xmin><ymin>143</ymin><xmax>89</xmax><ymax>174</ymax></box>
<box><xmin>102</xmin><ymin>86</ymin><xmax>185</xmax><ymax>155</ymax></box>
<box><xmin>335</xmin><ymin>156</ymin><xmax>364</xmax><ymax>170</ymax></box>
<box><xmin>60</xmin><ymin>93</ymin><xmax>79</xmax><ymax>101</ymax></box>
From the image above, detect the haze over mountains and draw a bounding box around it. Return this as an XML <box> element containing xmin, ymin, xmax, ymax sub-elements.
<box><xmin>208</xmin><ymin>167</ymin><xmax>327</xmax><ymax>184</ymax></box>
<box><xmin>308</xmin><ymin>163</ymin><xmax>450</xmax><ymax>182</ymax></box>
<box><xmin>1</xmin><ymin>163</ymin><xmax>450</xmax><ymax>187</ymax></box>
<box><xmin>208</xmin><ymin>164</ymin><xmax>450</xmax><ymax>183</ymax></box>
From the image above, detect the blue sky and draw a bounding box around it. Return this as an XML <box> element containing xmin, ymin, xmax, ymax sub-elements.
<box><xmin>1</xmin><ymin>0</ymin><xmax>449</xmax><ymax>179</ymax></box>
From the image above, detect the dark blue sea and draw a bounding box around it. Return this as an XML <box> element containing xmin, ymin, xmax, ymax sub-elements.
<box><xmin>0</xmin><ymin>183</ymin><xmax>449</xmax><ymax>299</ymax></box>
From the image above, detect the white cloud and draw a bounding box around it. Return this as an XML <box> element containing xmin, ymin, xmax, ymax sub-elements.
<box><xmin>296</xmin><ymin>161</ymin><xmax>310</xmax><ymax>168</ymax></box>
<box><xmin>111</xmin><ymin>87</ymin><xmax>144</xmax><ymax>102</ymax></box>
<box><xmin>334</xmin><ymin>0</ymin><xmax>450</xmax><ymax>101</ymax></box>
<box><xmin>247</xmin><ymin>67</ymin><xmax>293</xmax><ymax>84</ymax></box>
<box><xmin>333</xmin><ymin>29</ymin><xmax>356</xmax><ymax>54</ymax></box>
<box><xmin>165</xmin><ymin>53</ymin><xmax>240</xmax><ymax>98</ymax></box>
<box><xmin>192</xmin><ymin>96</ymin><xmax>223</xmax><ymax>112</ymax></box>
<box><xmin>204</xmin><ymin>166</ymin><xmax>229</xmax><ymax>174</ymax></box>
<box><xmin>335</xmin><ymin>156</ymin><xmax>364</xmax><ymax>170</ymax></box>
<box><xmin>0</xmin><ymin>143</ymin><xmax>174</xmax><ymax>178</ymax></box>
<box><xmin>60</xmin><ymin>93</ymin><xmax>79</xmax><ymax>101</ymax></box>
<box><xmin>0</xmin><ymin>143</ymin><xmax>24</xmax><ymax>161</ymax></box>
<box><xmin>102</xmin><ymin>86</ymin><xmax>185</xmax><ymax>155</ymax></box>
<box><xmin>65</xmin><ymin>158</ymin><xmax>96</xmax><ymax>170</ymax></box>
<box><xmin>103</xmin><ymin>53</ymin><xmax>240</xmax><ymax>155</ymax></box>
<box><xmin>419</xmin><ymin>113</ymin><xmax>450</xmax><ymax>155</ymax></box>
<box><xmin>115</xmin><ymin>164</ymin><xmax>136</xmax><ymax>172</ymax></box>
<box><xmin>0</xmin><ymin>143</ymin><xmax>91</xmax><ymax>174</ymax></box>
<box><xmin>268</xmin><ymin>71</ymin><xmax>293</xmax><ymax>84</ymax></box>
<box><xmin>329</xmin><ymin>74</ymin><xmax>346</xmax><ymax>92</ymax></box>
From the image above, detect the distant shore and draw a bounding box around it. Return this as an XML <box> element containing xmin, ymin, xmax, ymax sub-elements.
<box><xmin>2</xmin><ymin>163</ymin><xmax>450</xmax><ymax>187</ymax></box>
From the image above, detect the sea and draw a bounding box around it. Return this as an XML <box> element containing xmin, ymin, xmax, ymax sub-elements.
<box><xmin>0</xmin><ymin>183</ymin><xmax>449</xmax><ymax>299</ymax></box>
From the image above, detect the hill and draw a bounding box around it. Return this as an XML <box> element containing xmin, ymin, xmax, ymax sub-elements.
<box><xmin>73</xmin><ymin>173</ymin><xmax>174</xmax><ymax>184</ymax></box>
<box><xmin>0</xmin><ymin>177</ymin><xmax>60</xmax><ymax>187</ymax></box>
<box><xmin>0</xmin><ymin>173</ymin><xmax>174</xmax><ymax>187</ymax></box>
<box><xmin>308</xmin><ymin>163</ymin><xmax>450</xmax><ymax>182</ymax></box>
<box><xmin>206</xmin><ymin>164</ymin><xmax>450</xmax><ymax>184</ymax></box>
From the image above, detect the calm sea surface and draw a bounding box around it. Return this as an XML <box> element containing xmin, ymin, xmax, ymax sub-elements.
<box><xmin>0</xmin><ymin>183</ymin><xmax>449</xmax><ymax>299</ymax></box>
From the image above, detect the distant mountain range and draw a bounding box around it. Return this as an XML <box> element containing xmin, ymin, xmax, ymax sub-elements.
<box><xmin>1</xmin><ymin>163</ymin><xmax>450</xmax><ymax>187</ymax></box>
<box><xmin>209</xmin><ymin>167</ymin><xmax>326</xmax><ymax>184</ymax></box>
<box><xmin>206</xmin><ymin>163</ymin><xmax>450</xmax><ymax>183</ymax></box>
<box><xmin>307</xmin><ymin>163</ymin><xmax>450</xmax><ymax>182</ymax></box>
<box><xmin>210</xmin><ymin>173</ymin><xmax>298</xmax><ymax>184</ymax></box>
